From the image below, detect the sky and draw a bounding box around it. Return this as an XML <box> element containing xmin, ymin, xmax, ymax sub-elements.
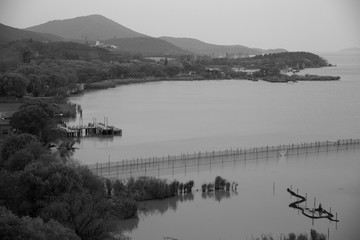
<box><xmin>0</xmin><ymin>0</ymin><xmax>359</xmax><ymax>51</ymax></box>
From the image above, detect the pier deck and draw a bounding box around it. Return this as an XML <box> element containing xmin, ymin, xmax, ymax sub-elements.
<box><xmin>57</xmin><ymin>122</ymin><xmax>122</xmax><ymax>138</ymax></box>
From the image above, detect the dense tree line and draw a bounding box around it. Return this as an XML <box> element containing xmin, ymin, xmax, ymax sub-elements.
<box><xmin>0</xmin><ymin>99</ymin><xmax>197</xmax><ymax>239</ymax></box>
<box><xmin>0</xmin><ymin>40</ymin><xmax>334</xmax><ymax>98</ymax></box>
<box><xmin>196</xmin><ymin>51</ymin><xmax>330</xmax><ymax>69</ymax></box>
<box><xmin>9</xmin><ymin>98</ymin><xmax>77</xmax><ymax>143</ymax></box>
<box><xmin>0</xmin><ymin>133</ymin><xmax>135</xmax><ymax>240</ymax></box>
<box><xmin>0</xmin><ymin>134</ymin><xmax>194</xmax><ymax>239</ymax></box>
<box><xmin>0</xmin><ymin>40</ymin><xmax>191</xmax><ymax>97</ymax></box>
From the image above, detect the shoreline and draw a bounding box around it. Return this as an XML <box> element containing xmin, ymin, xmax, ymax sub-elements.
<box><xmin>83</xmin><ymin>72</ymin><xmax>340</xmax><ymax>90</ymax></box>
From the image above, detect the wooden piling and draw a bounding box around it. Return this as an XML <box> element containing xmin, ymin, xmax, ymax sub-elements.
<box><xmin>273</xmin><ymin>181</ymin><xmax>275</xmax><ymax>195</ymax></box>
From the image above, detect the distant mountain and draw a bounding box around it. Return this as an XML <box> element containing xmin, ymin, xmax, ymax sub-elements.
<box><xmin>160</xmin><ymin>37</ymin><xmax>287</xmax><ymax>56</ymax></box>
<box><xmin>26</xmin><ymin>14</ymin><xmax>147</xmax><ymax>43</ymax></box>
<box><xmin>0</xmin><ymin>23</ymin><xmax>63</xmax><ymax>43</ymax></box>
<box><xmin>23</xmin><ymin>14</ymin><xmax>287</xmax><ymax>56</ymax></box>
<box><xmin>252</xmin><ymin>48</ymin><xmax>288</xmax><ymax>54</ymax></box>
<box><xmin>104</xmin><ymin>37</ymin><xmax>189</xmax><ymax>56</ymax></box>
<box><xmin>340</xmin><ymin>47</ymin><xmax>360</xmax><ymax>53</ymax></box>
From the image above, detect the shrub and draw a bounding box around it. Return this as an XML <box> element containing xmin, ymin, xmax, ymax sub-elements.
<box><xmin>201</xmin><ymin>183</ymin><xmax>207</xmax><ymax>192</ymax></box>
<box><xmin>207</xmin><ymin>183</ymin><xmax>214</xmax><ymax>192</ymax></box>
<box><xmin>184</xmin><ymin>180</ymin><xmax>194</xmax><ymax>193</ymax></box>
<box><xmin>0</xmin><ymin>206</ymin><xmax>80</xmax><ymax>240</ymax></box>
<box><xmin>112</xmin><ymin>197</ymin><xmax>138</xmax><ymax>219</ymax></box>
<box><xmin>215</xmin><ymin>176</ymin><xmax>226</xmax><ymax>190</ymax></box>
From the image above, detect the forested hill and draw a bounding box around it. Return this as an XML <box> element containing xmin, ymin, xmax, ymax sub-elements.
<box><xmin>160</xmin><ymin>36</ymin><xmax>287</xmax><ymax>56</ymax></box>
<box><xmin>0</xmin><ymin>23</ymin><xmax>63</xmax><ymax>43</ymax></box>
<box><xmin>26</xmin><ymin>14</ymin><xmax>147</xmax><ymax>42</ymax></box>
<box><xmin>198</xmin><ymin>51</ymin><xmax>330</xmax><ymax>69</ymax></box>
<box><xmin>0</xmin><ymin>40</ymin><xmax>111</xmax><ymax>64</ymax></box>
<box><xmin>104</xmin><ymin>37</ymin><xmax>189</xmax><ymax>56</ymax></box>
<box><xmin>252</xmin><ymin>52</ymin><xmax>330</xmax><ymax>68</ymax></box>
<box><xmin>0</xmin><ymin>39</ymin><xmax>336</xmax><ymax>100</ymax></box>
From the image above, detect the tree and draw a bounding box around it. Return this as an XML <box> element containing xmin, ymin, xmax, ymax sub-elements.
<box><xmin>57</xmin><ymin>140</ymin><xmax>78</xmax><ymax>161</ymax></box>
<box><xmin>3</xmin><ymin>149</ymin><xmax>35</xmax><ymax>172</ymax></box>
<box><xmin>1</xmin><ymin>133</ymin><xmax>39</xmax><ymax>162</ymax></box>
<box><xmin>0</xmin><ymin>72</ymin><xmax>29</xmax><ymax>98</ymax></box>
<box><xmin>16</xmin><ymin>155</ymin><xmax>82</xmax><ymax>217</ymax></box>
<box><xmin>77</xmin><ymin>166</ymin><xmax>105</xmax><ymax>195</ymax></box>
<box><xmin>27</xmin><ymin>74</ymin><xmax>46</xmax><ymax>97</ymax></box>
<box><xmin>10</xmin><ymin>105</ymin><xmax>50</xmax><ymax>138</ymax></box>
<box><xmin>0</xmin><ymin>206</ymin><xmax>80</xmax><ymax>240</ymax></box>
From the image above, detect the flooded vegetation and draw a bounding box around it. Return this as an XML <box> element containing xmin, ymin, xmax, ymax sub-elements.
<box><xmin>114</xmin><ymin>143</ymin><xmax>360</xmax><ymax>239</ymax></box>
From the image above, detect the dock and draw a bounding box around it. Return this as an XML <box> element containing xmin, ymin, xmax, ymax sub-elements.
<box><xmin>57</xmin><ymin>121</ymin><xmax>122</xmax><ymax>138</ymax></box>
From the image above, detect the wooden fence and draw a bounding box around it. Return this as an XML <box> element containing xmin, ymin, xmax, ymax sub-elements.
<box><xmin>85</xmin><ymin>139</ymin><xmax>360</xmax><ymax>179</ymax></box>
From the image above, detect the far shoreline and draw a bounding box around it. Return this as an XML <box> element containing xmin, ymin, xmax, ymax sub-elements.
<box><xmin>82</xmin><ymin>72</ymin><xmax>341</xmax><ymax>91</ymax></box>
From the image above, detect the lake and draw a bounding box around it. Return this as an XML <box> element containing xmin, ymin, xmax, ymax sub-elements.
<box><xmin>68</xmin><ymin>52</ymin><xmax>360</xmax><ymax>239</ymax></box>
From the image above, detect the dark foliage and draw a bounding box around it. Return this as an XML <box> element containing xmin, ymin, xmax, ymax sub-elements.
<box><xmin>1</xmin><ymin>133</ymin><xmax>39</xmax><ymax>162</ymax></box>
<box><xmin>0</xmin><ymin>133</ymin><xmax>129</xmax><ymax>240</ymax></box>
<box><xmin>0</xmin><ymin>206</ymin><xmax>80</xmax><ymax>240</ymax></box>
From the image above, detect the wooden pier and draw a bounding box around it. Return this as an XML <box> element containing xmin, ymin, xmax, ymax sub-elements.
<box><xmin>57</xmin><ymin>121</ymin><xmax>122</xmax><ymax>138</ymax></box>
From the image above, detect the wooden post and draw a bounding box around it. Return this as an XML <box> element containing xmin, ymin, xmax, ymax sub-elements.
<box><xmin>210</xmin><ymin>151</ymin><xmax>212</xmax><ymax>168</ymax></box>
<box><xmin>144</xmin><ymin>159</ymin><xmax>147</xmax><ymax>176</ymax></box>
<box><xmin>297</xmin><ymin>143</ymin><xmax>299</xmax><ymax>155</ymax></box>
<box><xmin>184</xmin><ymin>154</ymin><xmax>187</xmax><ymax>169</ymax></box>
<box><xmin>130</xmin><ymin>161</ymin><xmax>132</xmax><ymax>177</ymax></box>
<box><xmin>117</xmin><ymin>161</ymin><xmax>119</xmax><ymax>177</ymax></box>
<box><xmin>326</xmin><ymin>141</ymin><xmax>329</xmax><ymax>152</ymax></box>
<box><xmin>273</xmin><ymin>181</ymin><xmax>275</xmax><ymax>195</ymax></box>
<box><xmin>158</xmin><ymin>159</ymin><xmax>160</xmax><ymax>178</ymax></box>
<box><xmin>108</xmin><ymin>155</ymin><xmax>110</xmax><ymax>176</ymax></box>
<box><xmin>266</xmin><ymin>146</ymin><xmax>268</xmax><ymax>158</ymax></box>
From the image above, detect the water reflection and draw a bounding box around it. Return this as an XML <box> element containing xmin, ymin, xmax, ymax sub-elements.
<box><xmin>201</xmin><ymin>189</ymin><xmax>238</xmax><ymax>202</ymax></box>
<box><xmin>139</xmin><ymin>193</ymin><xmax>194</xmax><ymax>216</ymax></box>
<box><xmin>117</xmin><ymin>217</ymin><xmax>139</xmax><ymax>233</ymax></box>
<box><xmin>119</xmin><ymin>193</ymin><xmax>194</xmax><ymax>232</ymax></box>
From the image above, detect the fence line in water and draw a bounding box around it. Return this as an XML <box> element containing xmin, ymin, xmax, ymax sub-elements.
<box><xmin>85</xmin><ymin>139</ymin><xmax>360</xmax><ymax>179</ymax></box>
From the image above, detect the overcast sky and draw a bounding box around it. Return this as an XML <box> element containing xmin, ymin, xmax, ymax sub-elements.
<box><xmin>1</xmin><ymin>0</ymin><xmax>359</xmax><ymax>51</ymax></box>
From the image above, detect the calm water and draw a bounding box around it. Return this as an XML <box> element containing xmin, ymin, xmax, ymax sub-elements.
<box><xmin>119</xmin><ymin>148</ymin><xmax>360</xmax><ymax>240</ymax></box>
<box><xmin>68</xmin><ymin>52</ymin><xmax>360</xmax><ymax>239</ymax></box>
<box><xmin>69</xmin><ymin>52</ymin><xmax>360</xmax><ymax>164</ymax></box>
